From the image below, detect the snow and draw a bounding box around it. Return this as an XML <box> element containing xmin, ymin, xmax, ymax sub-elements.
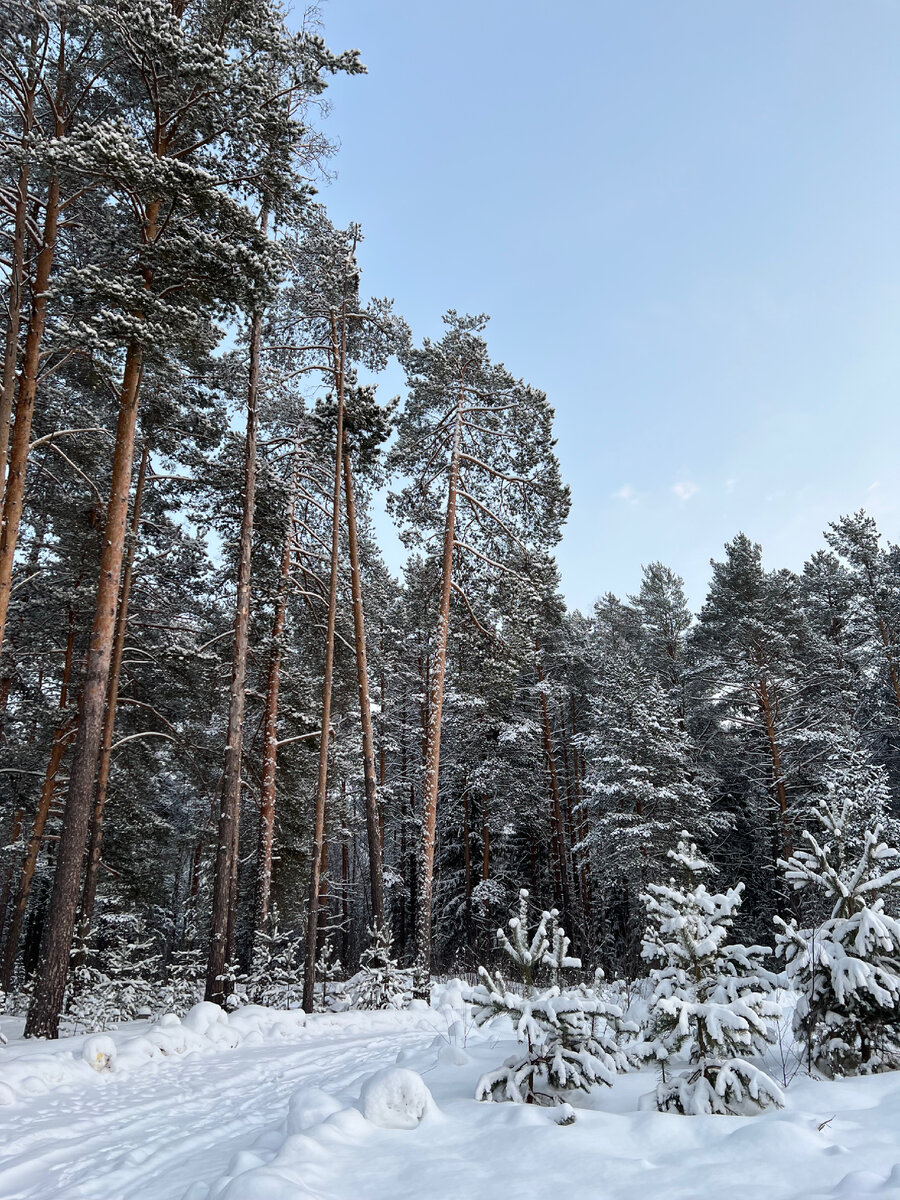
<box><xmin>358</xmin><ymin>1067</ymin><xmax>434</xmax><ymax>1128</ymax></box>
<box><xmin>1</xmin><ymin>993</ymin><xmax>900</xmax><ymax>1199</ymax></box>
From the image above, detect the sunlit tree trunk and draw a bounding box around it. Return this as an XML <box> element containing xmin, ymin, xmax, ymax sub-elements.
<box><xmin>413</xmin><ymin>388</ymin><xmax>464</xmax><ymax>994</ymax></box>
<box><xmin>254</xmin><ymin>439</ymin><xmax>301</xmax><ymax>937</ymax></box>
<box><xmin>302</xmin><ymin>313</ymin><xmax>346</xmax><ymax>1013</ymax></box>
<box><xmin>342</xmin><ymin>450</ymin><xmax>384</xmax><ymax>929</ymax></box>
<box><xmin>79</xmin><ymin>440</ymin><xmax>150</xmax><ymax>932</ymax></box>
<box><xmin>206</xmin><ymin>296</ymin><xmax>263</xmax><ymax>1005</ymax></box>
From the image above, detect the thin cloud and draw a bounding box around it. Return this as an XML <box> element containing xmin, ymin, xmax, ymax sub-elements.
<box><xmin>672</xmin><ymin>480</ymin><xmax>699</xmax><ymax>502</ymax></box>
<box><xmin>613</xmin><ymin>484</ymin><xmax>639</xmax><ymax>505</ymax></box>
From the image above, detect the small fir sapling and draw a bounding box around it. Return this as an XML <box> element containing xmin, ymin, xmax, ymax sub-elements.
<box><xmin>640</xmin><ymin>835</ymin><xmax>784</xmax><ymax>1115</ymax></box>
<box><xmin>352</xmin><ymin>924</ymin><xmax>410</xmax><ymax>1010</ymax></box>
<box><xmin>467</xmin><ymin>889</ymin><xmax>628</xmax><ymax>1106</ymax></box>
<box><xmin>776</xmin><ymin>796</ymin><xmax>900</xmax><ymax>1076</ymax></box>
<box><xmin>315</xmin><ymin>936</ymin><xmax>342</xmax><ymax>1012</ymax></box>
<box><xmin>246</xmin><ymin>910</ymin><xmax>304</xmax><ymax>1009</ymax></box>
<box><xmin>67</xmin><ymin>915</ymin><xmax>162</xmax><ymax>1031</ymax></box>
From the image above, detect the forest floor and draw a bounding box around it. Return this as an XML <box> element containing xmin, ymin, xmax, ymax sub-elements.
<box><xmin>2</xmin><ymin>996</ymin><xmax>900</xmax><ymax>1200</ymax></box>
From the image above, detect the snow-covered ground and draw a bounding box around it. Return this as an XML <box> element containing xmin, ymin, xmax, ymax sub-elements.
<box><xmin>2</xmin><ymin>995</ymin><xmax>900</xmax><ymax>1200</ymax></box>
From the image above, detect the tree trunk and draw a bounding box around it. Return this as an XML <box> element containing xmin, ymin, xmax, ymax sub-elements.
<box><xmin>24</xmin><ymin>326</ymin><xmax>146</xmax><ymax>1038</ymax></box>
<box><xmin>462</xmin><ymin>791</ymin><xmax>472</xmax><ymax>943</ymax></box>
<box><xmin>253</xmin><ymin>441</ymin><xmax>301</xmax><ymax>938</ymax></box>
<box><xmin>0</xmin><ymin>720</ymin><xmax>76</xmax><ymax>990</ymax></box>
<box><xmin>0</xmin><ymin>161</ymin><xmax>29</xmax><ymax>490</ymax></box>
<box><xmin>205</xmin><ymin>303</ymin><xmax>263</xmax><ymax>1006</ymax></box>
<box><xmin>1</xmin><ymin>565</ymin><xmax>82</xmax><ymax>990</ymax></box>
<box><xmin>0</xmin><ymin>808</ymin><xmax>24</xmax><ymax>956</ymax></box>
<box><xmin>302</xmin><ymin>317</ymin><xmax>346</xmax><ymax>1013</ymax></box>
<box><xmin>342</xmin><ymin>451</ymin><xmax>384</xmax><ymax>929</ymax></box>
<box><xmin>537</xmin><ymin>656</ymin><xmax>570</xmax><ymax>915</ymax></box>
<box><xmin>413</xmin><ymin>387</ymin><xmax>464</xmax><ymax>994</ymax></box>
<box><xmin>0</xmin><ymin>175</ymin><xmax>61</xmax><ymax>659</ymax></box>
<box><xmin>78</xmin><ymin>440</ymin><xmax>150</xmax><ymax>932</ymax></box>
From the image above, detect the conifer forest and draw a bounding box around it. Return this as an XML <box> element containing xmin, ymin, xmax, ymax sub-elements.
<box><xmin>2</xmin><ymin>3</ymin><xmax>900</xmax><ymax>1198</ymax></box>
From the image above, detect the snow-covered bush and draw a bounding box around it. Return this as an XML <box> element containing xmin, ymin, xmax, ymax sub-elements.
<box><xmin>314</xmin><ymin>936</ymin><xmax>342</xmax><ymax>1012</ymax></box>
<box><xmin>163</xmin><ymin>939</ymin><xmax>205</xmax><ymax>1016</ymax></box>
<box><xmin>466</xmin><ymin>889</ymin><xmax>628</xmax><ymax>1105</ymax></box>
<box><xmin>245</xmin><ymin>911</ymin><xmax>304</xmax><ymax>1010</ymax></box>
<box><xmin>351</xmin><ymin>924</ymin><xmax>411</xmax><ymax>1010</ymax></box>
<box><xmin>67</xmin><ymin>914</ymin><xmax>162</xmax><ymax>1031</ymax></box>
<box><xmin>776</xmin><ymin>797</ymin><xmax>900</xmax><ymax>1077</ymax></box>
<box><xmin>641</xmin><ymin>835</ymin><xmax>783</xmax><ymax>1115</ymax></box>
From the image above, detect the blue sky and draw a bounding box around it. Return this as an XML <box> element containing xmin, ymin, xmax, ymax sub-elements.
<box><xmin>311</xmin><ymin>0</ymin><xmax>900</xmax><ymax>612</ymax></box>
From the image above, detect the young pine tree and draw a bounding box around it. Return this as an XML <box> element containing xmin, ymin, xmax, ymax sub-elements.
<box><xmin>641</xmin><ymin>836</ymin><xmax>783</xmax><ymax>1115</ymax></box>
<box><xmin>468</xmin><ymin>889</ymin><xmax>627</xmax><ymax>1106</ymax></box>
<box><xmin>776</xmin><ymin>797</ymin><xmax>900</xmax><ymax>1076</ymax></box>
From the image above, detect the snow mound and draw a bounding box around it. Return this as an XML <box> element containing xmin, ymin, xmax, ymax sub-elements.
<box><xmin>83</xmin><ymin>1035</ymin><xmax>116</xmax><ymax>1072</ymax></box>
<box><xmin>359</xmin><ymin>1067</ymin><xmax>434</xmax><ymax>1129</ymax></box>
<box><xmin>286</xmin><ymin>1085</ymin><xmax>344</xmax><ymax>1134</ymax></box>
<box><xmin>0</xmin><ymin>1001</ymin><xmax>307</xmax><ymax>1105</ymax></box>
<box><xmin>182</xmin><ymin>1001</ymin><xmax>229</xmax><ymax>1036</ymax></box>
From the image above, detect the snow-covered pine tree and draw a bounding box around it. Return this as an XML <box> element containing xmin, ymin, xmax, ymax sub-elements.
<box><xmin>641</xmin><ymin>836</ymin><xmax>783</xmax><ymax>1115</ymax></box>
<box><xmin>67</xmin><ymin>913</ymin><xmax>161</xmax><ymax>1031</ymax></box>
<box><xmin>246</xmin><ymin>909</ymin><xmax>303</xmax><ymax>1010</ymax></box>
<box><xmin>580</xmin><ymin>640</ymin><xmax>715</xmax><ymax>976</ymax></box>
<box><xmin>388</xmin><ymin>314</ymin><xmax>570</xmax><ymax>993</ymax></box>
<box><xmin>351</xmin><ymin>924</ymin><xmax>410</xmax><ymax>1009</ymax></box>
<box><xmin>315</xmin><ymin>936</ymin><xmax>341</xmax><ymax>1012</ymax></box>
<box><xmin>467</xmin><ymin>889</ymin><xmax>627</xmax><ymax>1105</ymax></box>
<box><xmin>776</xmin><ymin>796</ymin><xmax>900</xmax><ymax>1076</ymax></box>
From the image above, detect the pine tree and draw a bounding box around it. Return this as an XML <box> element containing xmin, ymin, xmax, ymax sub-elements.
<box><xmin>580</xmin><ymin>641</ymin><xmax>715</xmax><ymax>975</ymax></box>
<box><xmin>467</xmin><ymin>890</ymin><xmax>627</xmax><ymax>1105</ymax></box>
<box><xmin>351</xmin><ymin>924</ymin><xmax>410</xmax><ymax>1009</ymax></box>
<box><xmin>641</xmin><ymin>836</ymin><xmax>783</xmax><ymax>1115</ymax></box>
<box><xmin>776</xmin><ymin>796</ymin><xmax>900</xmax><ymax>1076</ymax></box>
<box><xmin>246</xmin><ymin>909</ymin><xmax>303</xmax><ymax>1010</ymax></box>
<box><xmin>389</xmin><ymin>314</ymin><xmax>569</xmax><ymax>992</ymax></box>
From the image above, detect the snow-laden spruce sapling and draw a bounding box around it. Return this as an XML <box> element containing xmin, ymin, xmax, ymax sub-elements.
<box><xmin>467</xmin><ymin>889</ymin><xmax>628</xmax><ymax>1106</ymax></box>
<box><xmin>776</xmin><ymin>796</ymin><xmax>900</xmax><ymax>1076</ymax></box>
<box><xmin>351</xmin><ymin>924</ymin><xmax>411</xmax><ymax>1010</ymax></box>
<box><xmin>246</xmin><ymin>909</ymin><xmax>304</xmax><ymax>1010</ymax></box>
<box><xmin>640</xmin><ymin>835</ymin><xmax>784</xmax><ymax>1114</ymax></box>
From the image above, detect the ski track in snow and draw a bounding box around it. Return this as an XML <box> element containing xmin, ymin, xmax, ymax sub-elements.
<box><xmin>0</xmin><ymin>1022</ymin><xmax>442</xmax><ymax>1200</ymax></box>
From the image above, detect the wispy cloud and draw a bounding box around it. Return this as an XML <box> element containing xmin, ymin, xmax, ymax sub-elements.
<box><xmin>725</xmin><ymin>478</ymin><xmax>737</xmax><ymax>494</ymax></box>
<box><xmin>672</xmin><ymin>480</ymin><xmax>699</xmax><ymax>502</ymax></box>
<box><xmin>613</xmin><ymin>484</ymin><xmax>639</xmax><ymax>505</ymax></box>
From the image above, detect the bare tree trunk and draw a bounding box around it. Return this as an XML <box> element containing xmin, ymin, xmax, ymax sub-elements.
<box><xmin>0</xmin><ymin>161</ymin><xmax>29</xmax><ymax>490</ymax></box>
<box><xmin>462</xmin><ymin>791</ymin><xmax>472</xmax><ymax>943</ymax></box>
<box><xmin>24</xmin><ymin>312</ymin><xmax>148</xmax><ymax>1037</ymax></box>
<box><xmin>537</xmin><ymin>656</ymin><xmax>571</xmax><ymax>915</ymax></box>
<box><xmin>253</xmin><ymin>442</ymin><xmax>301</xmax><ymax>938</ymax></box>
<box><xmin>0</xmin><ymin>37</ymin><xmax>39</xmax><ymax>489</ymax></box>
<box><xmin>1</xmin><ymin>567</ymin><xmax>81</xmax><ymax>990</ymax></box>
<box><xmin>0</xmin><ymin>175</ymin><xmax>61</xmax><ymax>658</ymax></box>
<box><xmin>302</xmin><ymin>317</ymin><xmax>346</xmax><ymax>1013</ymax></box>
<box><xmin>0</xmin><ymin>808</ymin><xmax>24</xmax><ymax>955</ymax></box>
<box><xmin>79</xmin><ymin>440</ymin><xmax>150</xmax><ymax>931</ymax></box>
<box><xmin>342</xmin><ymin>451</ymin><xmax>384</xmax><ymax>929</ymax></box>
<box><xmin>206</xmin><ymin>303</ymin><xmax>263</xmax><ymax>1006</ymax></box>
<box><xmin>413</xmin><ymin>388</ymin><xmax>464</xmax><ymax>994</ymax></box>
<box><xmin>0</xmin><ymin>719</ymin><xmax>76</xmax><ymax>990</ymax></box>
